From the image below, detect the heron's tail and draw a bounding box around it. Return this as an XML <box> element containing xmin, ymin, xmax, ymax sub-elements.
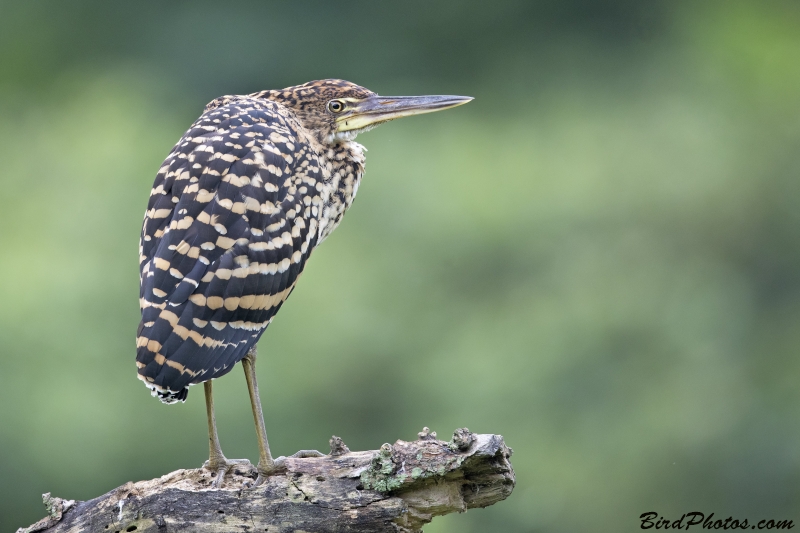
<box><xmin>137</xmin><ymin>373</ymin><xmax>189</xmax><ymax>404</ymax></box>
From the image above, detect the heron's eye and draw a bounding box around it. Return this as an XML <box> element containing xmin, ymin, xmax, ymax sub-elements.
<box><xmin>327</xmin><ymin>100</ymin><xmax>345</xmax><ymax>113</ymax></box>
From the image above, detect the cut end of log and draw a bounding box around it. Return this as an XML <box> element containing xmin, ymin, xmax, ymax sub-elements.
<box><xmin>18</xmin><ymin>428</ymin><xmax>515</xmax><ymax>533</ymax></box>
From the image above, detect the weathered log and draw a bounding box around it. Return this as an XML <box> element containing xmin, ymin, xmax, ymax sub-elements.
<box><xmin>18</xmin><ymin>428</ymin><xmax>515</xmax><ymax>533</ymax></box>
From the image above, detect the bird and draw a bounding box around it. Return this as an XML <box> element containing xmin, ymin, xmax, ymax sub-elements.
<box><xmin>136</xmin><ymin>79</ymin><xmax>472</xmax><ymax>487</ymax></box>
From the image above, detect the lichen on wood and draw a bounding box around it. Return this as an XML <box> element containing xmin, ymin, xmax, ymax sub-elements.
<box><xmin>17</xmin><ymin>428</ymin><xmax>515</xmax><ymax>533</ymax></box>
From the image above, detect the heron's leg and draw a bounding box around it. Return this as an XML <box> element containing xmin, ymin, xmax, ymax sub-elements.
<box><xmin>242</xmin><ymin>347</ymin><xmax>326</xmax><ymax>486</ymax></box>
<box><xmin>205</xmin><ymin>380</ymin><xmax>226</xmax><ymax>466</ymax></box>
<box><xmin>203</xmin><ymin>380</ymin><xmax>250</xmax><ymax>488</ymax></box>
<box><xmin>241</xmin><ymin>347</ymin><xmax>277</xmax><ymax>484</ymax></box>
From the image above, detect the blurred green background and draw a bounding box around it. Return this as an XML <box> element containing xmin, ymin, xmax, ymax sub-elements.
<box><xmin>1</xmin><ymin>1</ymin><xmax>799</xmax><ymax>531</ymax></box>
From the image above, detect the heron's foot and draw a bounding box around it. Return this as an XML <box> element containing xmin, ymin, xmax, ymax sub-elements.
<box><xmin>250</xmin><ymin>450</ymin><xmax>326</xmax><ymax>487</ymax></box>
<box><xmin>203</xmin><ymin>457</ymin><xmax>253</xmax><ymax>489</ymax></box>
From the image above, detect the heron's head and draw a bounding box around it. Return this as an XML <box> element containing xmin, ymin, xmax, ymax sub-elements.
<box><xmin>259</xmin><ymin>79</ymin><xmax>472</xmax><ymax>144</ymax></box>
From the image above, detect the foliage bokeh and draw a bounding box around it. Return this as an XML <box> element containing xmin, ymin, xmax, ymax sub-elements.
<box><xmin>1</xmin><ymin>1</ymin><xmax>799</xmax><ymax>531</ymax></box>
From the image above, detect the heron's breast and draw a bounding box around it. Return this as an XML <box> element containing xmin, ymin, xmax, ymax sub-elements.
<box><xmin>317</xmin><ymin>143</ymin><xmax>365</xmax><ymax>244</ymax></box>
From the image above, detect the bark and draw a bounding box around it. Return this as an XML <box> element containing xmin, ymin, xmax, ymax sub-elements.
<box><xmin>18</xmin><ymin>428</ymin><xmax>515</xmax><ymax>533</ymax></box>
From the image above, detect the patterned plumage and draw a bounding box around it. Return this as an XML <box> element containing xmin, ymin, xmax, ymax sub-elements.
<box><xmin>136</xmin><ymin>79</ymin><xmax>471</xmax><ymax>404</ymax></box>
<box><xmin>136</xmin><ymin>80</ymin><xmax>374</xmax><ymax>402</ymax></box>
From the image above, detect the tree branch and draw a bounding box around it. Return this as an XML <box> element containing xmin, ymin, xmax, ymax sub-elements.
<box><xmin>18</xmin><ymin>428</ymin><xmax>515</xmax><ymax>533</ymax></box>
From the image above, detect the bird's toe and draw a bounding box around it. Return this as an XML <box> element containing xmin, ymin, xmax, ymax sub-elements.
<box><xmin>203</xmin><ymin>458</ymin><xmax>254</xmax><ymax>489</ymax></box>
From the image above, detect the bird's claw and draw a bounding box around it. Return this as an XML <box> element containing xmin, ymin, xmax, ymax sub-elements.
<box><xmin>248</xmin><ymin>450</ymin><xmax>326</xmax><ymax>488</ymax></box>
<box><xmin>203</xmin><ymin>458</ymin><xmax>253</xmax><ymax>489</ymax></box>
<box><xmin>288</xmin><ymin>449</ymin><xmax>326</xmax><ymax>459</ymax></box>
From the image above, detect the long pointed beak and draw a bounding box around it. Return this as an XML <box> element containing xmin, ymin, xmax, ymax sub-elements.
<box><xmin>335</xmin><ymin>94</ymin><xmax>473</xmax><ymax>132</ymax></box>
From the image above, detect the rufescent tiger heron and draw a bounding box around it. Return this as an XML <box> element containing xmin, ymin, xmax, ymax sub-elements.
<box><xmin>136</xmin><ymin>79</ymin><xmax>472</xmax><ymax>487</ymax></box>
